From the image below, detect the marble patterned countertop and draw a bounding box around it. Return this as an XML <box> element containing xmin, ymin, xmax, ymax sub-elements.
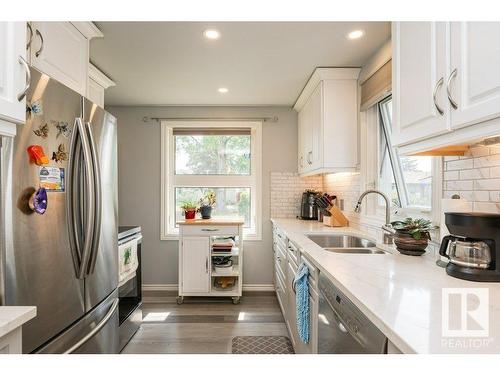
<box><xmin>0</xmin><ymin>306</ymin><xmax>36</xmax><ymax>338</ymax></box>
<box><xmin>271</xmin><ymin>218</ymin><xmax>500</xmax><ymax>354</ymax></box>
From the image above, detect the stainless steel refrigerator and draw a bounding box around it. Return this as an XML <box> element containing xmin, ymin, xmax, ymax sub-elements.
<box><xmin>0</xmin><ymin>67</ymin><xmax>119</xmax><ymax>353</ymax></box>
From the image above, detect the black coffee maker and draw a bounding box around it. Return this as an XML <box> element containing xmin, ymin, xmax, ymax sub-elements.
<box><xmin>300</xmin><ymin>190</ymin><xmax>319</xmax><ymax>220</ymax></box>
<box><xmin>439</xmin><ymin>212</ymin><xmax>500</xmax><ymax>282</ymax></box>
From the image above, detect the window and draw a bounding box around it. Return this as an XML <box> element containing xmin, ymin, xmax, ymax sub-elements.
<box><xmin>161</xmin><ymin>121</ymin><xmax>262</xmax><ymax>239</ymax></box>
<box><xmin>378</xmin><ymin>96</ymin><xmax>433</xmax><ymax>210</ymax></box>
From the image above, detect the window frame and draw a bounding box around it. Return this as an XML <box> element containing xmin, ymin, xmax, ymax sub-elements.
<box><xmin>373</xmin><ymin>95</ymin><xmax>442</xmax><ymax>223</ymax></box>
<box><xmin>160</xmin><ymin>120</ymin><xmax>262</xmax><ymax>240</ymax></box>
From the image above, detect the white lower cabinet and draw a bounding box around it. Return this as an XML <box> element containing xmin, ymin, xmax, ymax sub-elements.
<box><xmin>0</xmin><ymin>327</ymin><xmax>22</xmax><ymax>354</ymax></box>
<box><xmin>180</xmin><ymin>236</ymin><xmax>210</xmax><ymax>293</ymax></box>
<box><xmin>0</xmin><ymin>21</ymin><xmax>27</xmax><ymax>131</ymax></box>
<box><xmin>178</xmin><ymin>222</ymin><xmax>243</xmax><ymax>302</ymax></box>
<box><xmin>272</xmin><ymin>224</ymin><xmax>318</xmax><ymax>354</ymax></box>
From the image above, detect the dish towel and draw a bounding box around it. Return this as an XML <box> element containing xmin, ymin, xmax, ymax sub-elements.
<box><xmin>294</xmin><ymin>263</ymin><xmax>310</xmax><ymax>344</ymax></box>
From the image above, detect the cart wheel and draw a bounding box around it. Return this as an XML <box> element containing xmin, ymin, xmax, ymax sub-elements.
<box><xmin>232</xmin><ymin>297</ymin><xmax>240</xmax><ymax>305</ymax></box>
<box><xmin>176</xmin><ymin>296</ymin><xmax>184</xmax><ymax>305</ymax></box>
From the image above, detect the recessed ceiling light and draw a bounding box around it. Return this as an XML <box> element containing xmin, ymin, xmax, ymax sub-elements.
<box><xmin>218</xmin><ymin>87</ymin><xmax>228</xmax><ymax>94</ymax></box>
<box><xmin>203</xmin><ymin>29</ymin><xmax>220</xmax><ymax>40</ymax></box>
<box><xmin>347</xmin><ymin>30</ymin><xmax>364</xmax><ymax>40</ymax></box>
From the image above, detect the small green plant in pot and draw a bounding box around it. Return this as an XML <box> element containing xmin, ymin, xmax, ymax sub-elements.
<box><xmin>181</xmin><ymin>201</ymin><xmax>198</xmax><ymax>220</ymax></box>
<box><xmin>390</xmin><ymin>218</ymin><xmax>438</xmax><ymax>256</ymax></box>
<box><xmin>198</xmin><ymin>191</ymin><xmax>216</xmax><ymax>219</ymax></box>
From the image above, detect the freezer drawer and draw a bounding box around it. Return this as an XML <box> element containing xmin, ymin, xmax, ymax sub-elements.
<box><xmin>35</xmin><ymin>289</ymin><xmax>119</xmax><ymax>354</ymax></box>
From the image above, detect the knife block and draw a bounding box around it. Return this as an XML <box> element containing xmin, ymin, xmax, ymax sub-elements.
<box><xmin>323</xmin><ymin>205</ymin><xmax>349</xmax><ymax>227</ymax></box>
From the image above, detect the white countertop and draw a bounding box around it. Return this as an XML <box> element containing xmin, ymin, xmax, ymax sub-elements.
<box><xmin>271</xmin><ymin>218</ymin><xmax>500</xmax><ymax>354</ymax></box>
<box><xmin>0</xmin><ymin>306</ymin><xmax>36</xmax><ymax>338</ymax></box>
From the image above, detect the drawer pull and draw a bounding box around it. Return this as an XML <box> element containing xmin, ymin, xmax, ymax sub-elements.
<box><xmin>201</xmin><ymin>228</ymin><xmax>219</xmax><ymax>232</ymax></box>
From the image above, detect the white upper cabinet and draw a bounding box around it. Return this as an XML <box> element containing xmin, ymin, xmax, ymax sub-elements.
<box><xmin>0</xmin><ymin>22</ymin><xmax>27</xmax><ymax>132</ymax></box>
<box><xmin>29</xmin><ymin>22</ymin><xmax>103</xmax><ymax>96</ymax></box>
<box><xmin>449</xmin><ymin>22</ymin><xmax>500</xmax><ymax>130</ymax></box>
<box><xmin>87</xmin><ymin>63</ymin><xmax>115</xmax><ymax>108</ymax></box>
<box><xmin>392</xmin><ymin>22</ymin><xmax>449</xmax><ymax>146</ymax></box>
<box><xmin>393</xmin><ymin>21</ymin><xmax>500</xmax><ymax>155</ymax></box>
<box><xmin>294</xmin><ymin>68</ymin><xmax>360</xmax><ymax>176</ymax></box>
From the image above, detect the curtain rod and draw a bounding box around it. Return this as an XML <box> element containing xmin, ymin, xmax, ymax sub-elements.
<box><xmin>142</xmin><ymin>116</ymin><xmax>278</xmax><ymax>123</ymax></box>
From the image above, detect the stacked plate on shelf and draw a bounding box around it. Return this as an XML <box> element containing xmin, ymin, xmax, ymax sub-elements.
<box><xmin>212</xmin><ymin>237</ymin><xmax>235</xmax><ymax>253</ymax></box>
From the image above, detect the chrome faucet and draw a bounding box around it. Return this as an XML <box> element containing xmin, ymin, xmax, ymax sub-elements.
<box><xmin>354</xmin><ymin>189</ymin><xmax>395</xmax><ymax>245</ymax></box>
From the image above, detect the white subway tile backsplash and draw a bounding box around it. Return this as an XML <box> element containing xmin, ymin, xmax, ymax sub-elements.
<box><xmin>270</xmin><ymin>172</ymin><xmax>323</xmax><ymax>218</ymax></box>
<box><xmin>473</xmin><ymin>153</ymin><xmax>500</xmax><ymax>168</ymax></box>
<box><xmin>446</xmin><ymin>159</ymin><xmax>474</xmax><ymax>170</ymax></box>
<box><xmin>443</xmin><ymin>144</ymin><xmax>500</xmax><ymax>214</ymax></box>
<box><xmin>489</xmin><ymin>191</ymin><xmax>500</xmax><ymax>202</ymax></box>
<box><xmin>444</xmin><ymin>171</ymin><xmax>459</xmax><ymax>180</ymax></box>
<box><xmin>459</xmin><ymin>168</ymin><xmax>490</xmax><ymax>180</ymax></box>
<box><xmin>445</xmin><ymin>180</ymin><xmax>473</xmax><ymax>191</ymax></box>
<box><xmin>473</xmin><ymin>202</ymin><xmax>500</xmax><ymax>213</ymax></box>
<box><xmin>474</xmin><ymin>178</ymin><xmax>500</xmax><ymax>191</ymax></box>
<box><xmin>490</xmin><ymin>166</ymin><xmax>500</xmax><ymax>178</ymax></box>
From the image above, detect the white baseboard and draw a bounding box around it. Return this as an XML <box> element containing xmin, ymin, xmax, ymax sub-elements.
<box><xmin>142</xmin><ymin>283</ymin><xmax>275</xmax><ymax>292</ymax></box>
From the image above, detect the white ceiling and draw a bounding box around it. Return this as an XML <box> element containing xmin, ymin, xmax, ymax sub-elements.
<box><xmin>90</xmin><ymin>22</ymin><xmax>390</xmax><ymax>106</ymax></box>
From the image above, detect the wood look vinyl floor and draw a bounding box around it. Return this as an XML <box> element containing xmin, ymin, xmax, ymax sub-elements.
<box><xmin>121</xmin><ymin>293</ymin><xmax>289</xmax><ymax>354</ymax></box>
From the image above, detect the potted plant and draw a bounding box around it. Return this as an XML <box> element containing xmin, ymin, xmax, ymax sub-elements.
<box><xmin>180</xmin><ymin>201</ymin><xmax>198</xmax><ymax>220</ymax></box>
<box><xmin>390</xmin><ymin>218</ymin><xmax>438</xmax><ymax>256</ymax></box>
<box><xmin>199</xmin><ymin>191</ymin><xmax>216</xmax><ymax>219</ymax></box>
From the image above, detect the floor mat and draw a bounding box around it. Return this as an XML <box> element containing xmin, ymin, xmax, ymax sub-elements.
<box><xmin>231</xmin><ymin>336</ymin><xmax>295</xmax><ymax>354</ymax></box>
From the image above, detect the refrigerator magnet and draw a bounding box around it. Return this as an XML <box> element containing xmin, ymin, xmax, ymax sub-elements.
<box><xmin>54</xmin><ymin>121</ymin><xmax>72</xmax><ymax>138</ymax></box>
<box><xmin>39</xmin><ymin>167</ymin><xmax>65</xmax><ymax>192</ymax></box>
<box><xmin>28</xmin><ymin>187</ymin><xmax>48</xmax><ymax>215</ymax></box>
<box><xmin>33</xmin><ymin>123</ymin><xmax>49</xmax><ymax>138</ymax></box>
<box><xmin>27</xmin><ymin>100</ymin><xmax>43</xmax><ymax>116</ymax></box>
<box><xmin>27</xmin><ymin>145</ymin><xmax>49</xmax><ymax>166</ymax></box>
<box><xmin>52</xmin><ymin>144</ymin><xmax>68</xmax><ymax>163</ymax></box>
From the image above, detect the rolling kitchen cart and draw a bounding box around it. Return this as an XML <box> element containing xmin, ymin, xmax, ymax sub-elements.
<box><xmin>177</xmin><ymin>219</ymin><xmax>244</xmax><ymax>304</ymax></box>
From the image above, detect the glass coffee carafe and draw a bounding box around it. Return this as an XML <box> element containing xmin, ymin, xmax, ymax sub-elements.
<box><xmin>445</xmin><ymin>238</ymin><xmax>491</xmax><ymax>269</ymax></box>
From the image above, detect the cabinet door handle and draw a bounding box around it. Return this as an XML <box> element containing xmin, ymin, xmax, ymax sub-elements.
<box><xmin>307</xmin><ymin>151</ymin><xmax>313</xmax><ymax>165</ymax></box>
<box><xmin>433</xmin><ymin>77</ymin><xmax>444</xmax><ymax>116</ymax></box>
<box><xmin>447</xmin><ymin>68</ymin><xmax>458</xmax><ymax>110</ymax></box>
<box><xmin>300</xmin><ymin>156</ymin><xmax>304</xmax><ymax>168</ymax></box>
<box><xmin>35</xmin><ymin>29</ymin><xmax>44</xmax><ymax>57</ymax></box>
<box><xmin>17</xmin><ymin>56</ymin><xmax>31</xmax><ymax>101</ymax></box>
<box><xmin>205</xmin><ymin>257</ymin><xmax>209</xmax><ymax>273</ymax></box>
<box><xmin>26</xmin><ymin>23</ymin><xmax>33</xmax><ymax>50</ymax></box>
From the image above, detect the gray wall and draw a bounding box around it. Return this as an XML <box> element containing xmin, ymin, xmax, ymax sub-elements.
<box><xmin>107</xmin><ymin>106</ymin><xmax>298</xmax><ymax>286</ymax></box>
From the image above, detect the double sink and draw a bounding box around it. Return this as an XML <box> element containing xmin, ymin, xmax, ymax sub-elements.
<box><xmin>306</xmin><ymin>234</ymin><xmax>388</xmax><ymax>254</ymax></box>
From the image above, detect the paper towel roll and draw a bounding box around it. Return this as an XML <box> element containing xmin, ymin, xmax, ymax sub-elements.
<box><xmin>440</xmin><ymin>198</ymin><xmax>473</xmax><ymax>240</ymax></box>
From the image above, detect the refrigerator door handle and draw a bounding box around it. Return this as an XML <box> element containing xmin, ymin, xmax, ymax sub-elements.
<box><xmin>67</xmin><ymin>118</ymin><xmax>83</xmax><ymax>277</ymax></box>
<box><xmin>76</xmin><ymin>118</ymin><xmax>96</xmax><ymax>279</ymax></box>
<box><xmin>84</xmin><ymin>122</ymin><xmax>102</xmax><ymax>275</ymax></box>
<box><xmin>63</xmin><ymin>297</ymin><xmax>119</xmax><ymax>354</ymax></box>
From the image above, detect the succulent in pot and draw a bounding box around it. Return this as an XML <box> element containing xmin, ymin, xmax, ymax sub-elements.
<box><xmin>180</xmin><ymin>201</ymin><xmax>198</xmax><ymax>220</ymax></box>
<box><xmin>390</xmin><ymin>218</ymin><xmax>438</xmax><ymax>256</ymax></box>
<box><xmin>198</xmin><ymin>191</ymin><xmax>216</xmax><ymax>219</ymax></box>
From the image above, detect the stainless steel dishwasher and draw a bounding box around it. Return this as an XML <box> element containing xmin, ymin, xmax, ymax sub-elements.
<box><xmin>318</xmin><ymin>274</ymin><xmax>387</xmax><ymax>354</ymax></box>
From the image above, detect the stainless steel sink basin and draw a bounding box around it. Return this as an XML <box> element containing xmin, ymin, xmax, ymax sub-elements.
<box><xmin>306</xmin><ymin>234</ymin><xmax>376</xmax><ymax>248</ymax></box>
<box><xmin>324</xmin><ymin>248</ymin><xmax>388</xmax><ymax>254</ymax></box>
